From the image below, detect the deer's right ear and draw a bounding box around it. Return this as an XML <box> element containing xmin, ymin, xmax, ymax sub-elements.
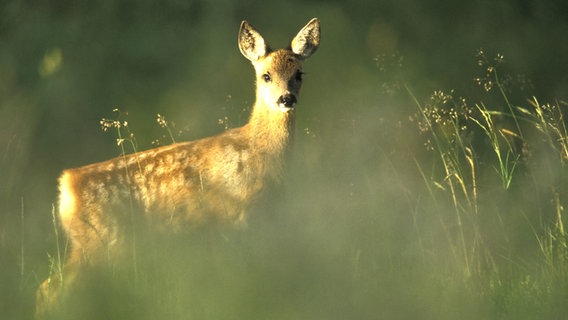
<box><xmin>239</xmin><ymin>21</ymin><xmax>269</xmax><ymax>62</ymax></box>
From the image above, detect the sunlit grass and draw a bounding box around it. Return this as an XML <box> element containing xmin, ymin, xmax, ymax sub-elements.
<box><xmin>405</xmin><ymin>50</ymin><xmax>568</xmax><ymax>318</ymax></box>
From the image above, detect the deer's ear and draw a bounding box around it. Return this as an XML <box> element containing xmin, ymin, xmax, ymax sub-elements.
<box><xmin>291</xmin><ymin>18</ymin><xmax>320</xmax><ymax>59</ymax></box>
<box><xmin>239</xmin><ymin>21</ymin><xmax>270</xmax><ymax>62</ymax></box>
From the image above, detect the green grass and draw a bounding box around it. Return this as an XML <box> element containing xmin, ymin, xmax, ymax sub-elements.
<box><xmin>403</xmin><ymin>51</ymin><xmax>568</xmax><ymax>318</ymax></box>
<box><xmin>8</xmin><ymin>50</ymin><xmax>568</xmax><ymax>320</ymax></box>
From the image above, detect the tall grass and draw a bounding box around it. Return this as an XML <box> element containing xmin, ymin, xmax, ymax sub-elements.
<box><xmin>407</xmin><ymin>50</ymin><xmax>568</xmax><ymax>317</ymax></box>
<box><xmin>29</xmin><ymin>51</ymin><xmax>568</xmax><ymax>320</ymax></box>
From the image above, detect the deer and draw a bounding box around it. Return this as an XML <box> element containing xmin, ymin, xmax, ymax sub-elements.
<box><xmin>35</xmin><ymin>18</ymin><xmax>320</xmax><ymax>318</ymax></box>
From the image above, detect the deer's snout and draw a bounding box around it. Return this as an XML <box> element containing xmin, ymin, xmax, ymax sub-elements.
<box><xmin>277</xmin><ymin>93</ymin><xmax>297</xmax><ymax>108</ymax></box>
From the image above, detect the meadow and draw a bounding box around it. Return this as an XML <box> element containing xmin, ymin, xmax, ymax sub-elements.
<box><xmin>2</xmin><ymin>1</ymin><xmax>568</xmax><ymax>319</ymax></box>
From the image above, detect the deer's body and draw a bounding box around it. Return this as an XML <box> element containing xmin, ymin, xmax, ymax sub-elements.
<box><xmin>36</xmin><ymin>18</ymin><xmax>320</xmax><ymax>318</ymax></box>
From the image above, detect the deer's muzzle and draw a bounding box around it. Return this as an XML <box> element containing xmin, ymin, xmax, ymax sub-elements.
<box><xmin>277</xmin><ymin>93</ymin><xmax>297</xmax><ymax>108</ymax></box>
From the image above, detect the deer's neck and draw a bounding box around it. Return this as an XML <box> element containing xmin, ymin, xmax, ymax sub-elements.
<box><xmin>245</xmin><ymin>102</ymin><xmax>295</xmax><ymax>179</ymax></box>
<box><xmin>248</xmin><ymin>102</ymin><xmax>295</xmax><ymax>152</ymax></box>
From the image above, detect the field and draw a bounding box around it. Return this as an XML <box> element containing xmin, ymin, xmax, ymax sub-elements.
<box><xmin>2</xmin><ymin>1</ymin><xmax>568</xmax><ymax>319</ymax></box>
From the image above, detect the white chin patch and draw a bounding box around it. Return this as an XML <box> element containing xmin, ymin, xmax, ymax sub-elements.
<box><xmin>278</xmin><ymin>103</ymin><xmax>295</xmax><ymax>112</ymax></box>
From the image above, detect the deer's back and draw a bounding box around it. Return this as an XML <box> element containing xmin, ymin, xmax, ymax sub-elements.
<box><xmin>58</xmin><ymin>127</ymin><xmax>274</xmax><ymax>245</ymax></box>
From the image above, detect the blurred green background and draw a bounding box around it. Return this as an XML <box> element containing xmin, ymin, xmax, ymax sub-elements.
<box><xmin>2</xmin><ymin>0</ymin><xmax>568</xmax><ymax>319</ymax></box>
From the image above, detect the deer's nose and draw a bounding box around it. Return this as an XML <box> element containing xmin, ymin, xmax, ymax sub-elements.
<box><xmin>278</xmin><ymin>93</ymin><xmax>297</xmax><ymax>108</ymax></box>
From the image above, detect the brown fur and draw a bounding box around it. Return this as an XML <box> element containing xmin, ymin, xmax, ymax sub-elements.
<box><xmin>35</xmin><ymin>18</ymin><xmax>320</xmax><ymax>318</ymax></box>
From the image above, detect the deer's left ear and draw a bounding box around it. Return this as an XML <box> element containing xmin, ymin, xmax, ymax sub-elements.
<box><xmin>291</xmin><ymin>18</ymin><xmax>320</xmax><ymax>59</ymax></box>
<box><xmin>239</xmin><ymin>21</ymin><xmax>271</xmax><ymax>62</ymax></box>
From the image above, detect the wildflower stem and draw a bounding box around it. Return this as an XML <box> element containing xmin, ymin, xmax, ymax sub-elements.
<box><xmin>493</xmin><ymin>69</ymin><xmax>523</xmax><ymax>138</ymax></box>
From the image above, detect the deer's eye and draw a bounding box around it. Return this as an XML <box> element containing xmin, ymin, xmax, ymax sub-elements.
<box><xmin>262</xmin><ymin>73</ymin><xmax>272</xmax><ymax>82</ymax></box>
<box><xmin>295</xmin><ymin>71</ymin><xmax>304</xmax><ymax>82</ymax></box>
